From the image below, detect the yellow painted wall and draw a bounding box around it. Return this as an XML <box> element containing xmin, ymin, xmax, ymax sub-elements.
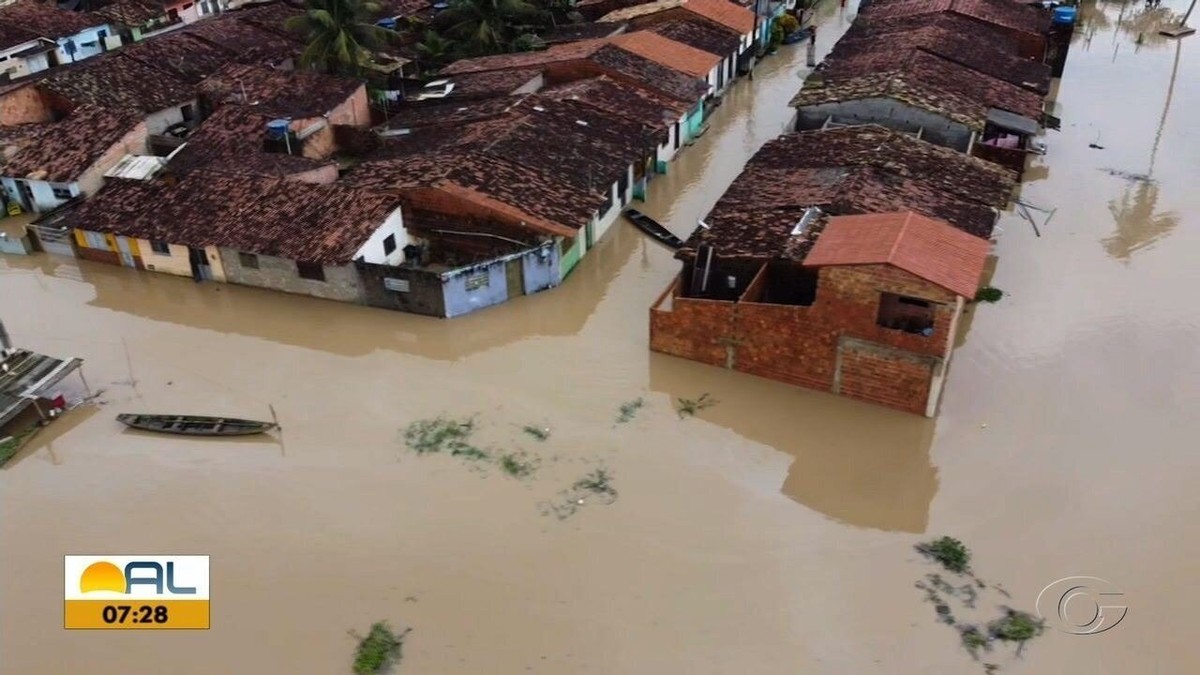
<box><xmin>135</xmin><ymin>239</ymin><xmax>192</xmax><ymax>278</ymax></box>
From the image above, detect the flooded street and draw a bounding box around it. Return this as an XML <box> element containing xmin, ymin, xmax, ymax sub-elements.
<box><xmin>2</xmin><ymin>1</ymin><xmax>1199</xmax><ymax>672</ymax></box>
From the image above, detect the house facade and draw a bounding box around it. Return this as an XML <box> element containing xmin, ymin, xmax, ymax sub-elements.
<box><xmin>650</xmin><ymin>211</ymin><xmax>990</xmax><ymax>416</ymax></box>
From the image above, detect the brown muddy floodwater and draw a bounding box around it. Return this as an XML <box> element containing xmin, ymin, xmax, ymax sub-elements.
<box><xmin>2</xmin><ymin>2</ymin><xmax>1199</xmax><ymax>673</ymax></box>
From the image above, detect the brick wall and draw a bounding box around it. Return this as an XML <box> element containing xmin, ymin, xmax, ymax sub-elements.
<box><xmin>648</xmin><ymin>262</ymin><xmax>964</xmax><ymax>416</ymax></box>
<box><xmin>218</xmin><ymin>248</ymin><xmax>364</xmax><ymax>303</ymax></box>
<box><xmin>358</xmin><ymin>261</ymin><xmax>446</xmax><ymax>317</ymax></box>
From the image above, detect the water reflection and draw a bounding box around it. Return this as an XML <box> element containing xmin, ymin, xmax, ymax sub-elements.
<box><xmin>648</xmin><ymin>354</ymin><xmax>937</xmax><ymax>533</ymax></box>
<box><xmin>0</xmin><ymin>222</ymin><xmax>642</xmax><ymax>361</ymax></box>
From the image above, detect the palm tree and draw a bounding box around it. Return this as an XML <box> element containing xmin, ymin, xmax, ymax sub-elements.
<box><xmin>415</xmin><ymin>30</ymin><xmax>457</xmax><ymax>73</ymax></box>
<box><xmin>434</xmin><ymin>0</ymin><xmax>547</xmax><ymax>56</ymax></box>
<box><xmin>286</xmin><ymin>0</ymin><xmax>395</xmax><ymax>75</ymax></box>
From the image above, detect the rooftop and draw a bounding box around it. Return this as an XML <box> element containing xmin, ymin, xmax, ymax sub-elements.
<box><xmin>40</xmin><ymin>54</ymin><xmax>195</xmax><ymax>113</ymax></box>
<box><xmin>649</xmin><ymin>17</ymin><xmax>742</xmax><ymax>59</ymax></box>
<box><xmin>809</xmin><ymin>48</ymin><xmax>1044</xmax><ymax>120</ymax></box>
<box><xmin>828</xmin><ymin>13</ymin><xmax>1053</xmax><ymax>93</ymax></box>
<box><xmin>431</xmin><ymin>68</ymin><xmax>544</xmax><ymax>100</ymax></box>
<box><xmin>542</xmin><ymin>22</ymin><xmax>629</xmax><ymax>44</ymax></box>
<box><xmin>600</xmin><ymin>0</ymin><xmax>754</xmax><ymax>34</ymax></box>
<box><xmin>542</xmin><ymin>75</ymin><xmax>688</xmax><ymax>130</ymax></box>
<box><xmin>803</xmin><ymin>211</ymin><xmax>990</xmax><ymax>298</ymax></box>
<box><xmin>441</xmin><ymin>39</ymin><xmax>606</xmax><ymax>75</ymax></box>
<box><xmin>0</xmin><ymin>19</ymin><xmax>41</xmax><ymax>52</ymax></box>
<box><xmin>589</xmin><ymin>42</ymin><xmax>709</xmax><ymax>102</ymax></box>
<box><xmin>610</xmin><ymin>30</ymin><xmax>722</xmax><ymax>78</ymax></box>
<box><xmin>860</xmin><ymin>0</ymin><xmax>1051</xmax><ymax>37</ymax></box>
<box><xmin>185</xmin><ymin>12</ymin><xmax>299</xmax><ymax>63</ymax></box>
<box><xmin>199</xmin><ymin>63</ymin><xmax>364</xmax><ymax>118</ymax></box>
<box><xmin>120</xmin><ymin>32</ymin><xmax>238</xmax><ymax>84</ymax></box>
<box><xmin>92</xmin><ymin>0</ymin><xmax>167</xmax><ymax>26</ymax></box>
<box><xmin>680</xmin><ymin>131</ymin><xmax>1004</xmax><ymax>259</ymax></box>
<box><xmin>379</xmin><ymin>96</ymin><xmax>522</xmax><ymax>132</ymax></box>
<box><xmin>791</xmin><ymin>71</ymin><xmax>985</xmax><ymax>130</ymax></box>
<box><xmin>0</xmin><ymin>105</ymin><xmax>142</xmax><ymax>183</ymax></box>
<box><xmin>0</xmin><ymin>2</ymin><xmax>108</xmax><ymax>41</ymax></box>
<box><xmin>167</xmin><ymin>105</ymin><xmax>335</xmax><ymax>177</ymax></box>
<box><xmin>61</xmin><ymin>172</ymin><xmax>400</xmax><ymax>264</ymax></box>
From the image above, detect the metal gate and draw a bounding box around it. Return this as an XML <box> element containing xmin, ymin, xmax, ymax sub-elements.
<box><xmin>27</xmin><ymin>223</ymin><xmax>76</xmax><ymax>257</ymax></box>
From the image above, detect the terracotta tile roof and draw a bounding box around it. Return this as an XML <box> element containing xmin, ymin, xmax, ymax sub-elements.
<box><xmin>380</xmin><ymin>96</ymin><xmax>523</xmax><ymax>131</ymax></box>
<box><xmin>598</xmin><ymin>0</ymin><xmax>686</xmax><ymax>22</ymax></box>
<box><xmin>186</xmin><ymin>13</ymin><xmax>299</xmax><ymax>63</ymax></box>
<box><xmin>802</xmin><ymin>211</ymin><xmax>990</xmax><ymax>297</ymax></box>
<box><xmin>679</xmin><ymin>130</ymin><xmax>1004</xmax><ymax>260</ymax></box>
<box><xmin>0</xmin><ymin>105</ymin><xmax>141</xmax><ymax>183</ymax></box>
<box><xmin>589</xmin><ymin>42</ymin><xmax>708</xmax><ymax>102</ymax></box>
<box><xmin>0</xmin><ymin>20</ymin><xmax>41</xmax><ymax>51</ymax></box>
<box><xmin>199</xmin><ymin>63</ymin><xmax>363</xmax><ymax>118</ymax></box>
<box><xmin>438</xmin><ymin>67</ymin><xmax>543</xmax><ymax>99</ymax></box>
<box><xmin>781</xmin><ymin>125</ymin><xmax>1017</xmax><ymax>207</ymax></box>
<box><xmin>92</xmin><ymin>0</ymin><xmax>167</xmax><ymax>25</ymax></box>
<box><xmin>441</xmin><ymin>39</ymin><xmax>607</xmax><ymax>75</ymax></box>
<box><xmin>830</xmin><ymin>13</ymin><xmax>1052</xmax><ymax>93</ymax></box>
<box><xmin>40</xmin><ymin>54</ymin><xmax>195</xmax><ymax>113</ymax></box>
<box><xmin>0</xmin><ymin>2</ymin><xmax>109</xmax><ymax>40</ymax></box>
<box><xmin>120</xmin><ymin>32</ymin><xmax>238</xmax><ymax>84</ymax></box>
<box><xmin>681</xmin><ymin>0</ymin><xmax>755</xmax><ymax>35</ymax></box>
<box><xmin>542</xmin><ymin>75</ymin><xmax>687</xmax><ymax>130</ymax></box>
<box><xmin>861</xmin><ymin>0</ymin><xmax>1050</xmax><ymax>36</ymax></box>
<box><xmin>346</xmin><ymin>94</ymin><xmax>654</xmax><ymax>237</ymax></box>
<box><xmin>542</xmin><ymin>22</ymin><xmax>628</xmax><ymax>44</ymax></box>
<box><xmin>168</xmin><ymin>105</ymin><xmax>335</xmax><ymax>177</ymax></box>
<box><xmin>610</xmin><ymin>30</ymin><xmax>721</xmax><ymax>78</ymax></box>
<box><xmin>792</xmin><ymin>71</ymin><xmax>985</xmax><ymax>130</ymax></box>
<box><xmin>62</xmin><ymin>172</ymin><xmax>401</xmax><ymax>264</ymax></box>
<box><xmin>231</xmin><ymin>1</ymin><xmax>307</xmax><ymax>39</ymax></box>
<box><xmin>649</xmin><ymin>17</ymin><xmax>741</xmax><ymax>58</ymax></box>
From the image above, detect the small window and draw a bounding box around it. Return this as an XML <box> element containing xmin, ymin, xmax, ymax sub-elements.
<box><xmin>383</xmin><ymin>234</ymin><xmax>396</xmax><ymax>256</ymax></box>
<box><xmin>239</xmin><ymin>252</ymin><xmax>259</xmax><ymax>269</ymax></box>
<box><xmin>150</xmin><ymin>240</ymin><xmax>170</xmax><ymax>254</ymax></box>
<box><xmin>464</xmin><ymin>271</ymin><xmax>489</xmax><ymax>291</ymax></box>
<box><xmin>297</xmin><ymin>261</ymin><xmax>325</xmax><ymax>281</ymax></box>
<box><xmin>877</xmin><ymin>292</ymin><xmax>936</xmax><ymax>335</ymax></box>
<box><xmin>52</xmin><ymin>186</ymin><xmax>72</xmax><ymax>199</ymax></box>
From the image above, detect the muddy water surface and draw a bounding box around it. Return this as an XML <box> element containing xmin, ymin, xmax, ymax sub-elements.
<box><xmin>2</xmin><ymin>2</ymin><xmax>1198</xmax><ymax>673</ymax></box>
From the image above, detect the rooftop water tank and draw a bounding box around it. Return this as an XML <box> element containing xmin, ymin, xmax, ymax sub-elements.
<box><xmin>265</xmin><ymin>119</ymin><xmax>290</xmax><ymax>140</ymax></box>
<box><xmin>1052</xmin><ymin>6</ymin><xmax>1077</xmax><ymax>24</ymax></box>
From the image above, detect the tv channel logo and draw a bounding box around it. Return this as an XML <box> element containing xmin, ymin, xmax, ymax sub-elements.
<box><xmin>64</xmin><ymin>555</ymin><xmax>209</xmax><ymax>629</ymax></box>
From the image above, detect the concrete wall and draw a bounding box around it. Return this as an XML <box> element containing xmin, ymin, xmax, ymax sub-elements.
<box><xmin>145</xmin><ymin>99</ymin><xmax>197</xmax><ymax>135</ymax></box>
<box><xmin>359</xmin><ymin>262</ymin><xmax>447</xmax><ymax>316</ymax></box>
<box><xmin>795</xmin><ymin>98</ymin><xmax>974</xmax><ymax>151</ymax></box>
<box><xmin>135</xmin><ymin>240</ymin><xmax>192</xmax><ymax>277</ymax></box>
<box><xmin>649</xmin><ymin>261</ymin><xmax>964</xmax><ymax>415</ymax></box>
<box><xmin>0</xmin><ymin>43</ymin><xmax>50</xmax><ymax>79</ymax></box>
<box><xmin>443</xmin><ymin>261</ymin><xmax>508</xmax><ymax>318</ymax></box>
<box><xmin>0</xmin><ymin>85</ymin><xmax>52</xmax><ymax>125</ymax></box>
<box><xmin>352</xmin><ymin>208</ymin><xmax>407</xmax><ymax>265</ymax></box>
<box><xmin>1</xmin><ymin>178</ymin><xmax>79</xmax><ymax>213</ymax></box>
<box><xmin>164</xmin><ymin>0</ymin><xmax>202</xmax><ymax>24</ymax></box>
<box><xmin>218</xmin><ymin>248</ymin><xmax>364</xmax><ymax>302</ymax></box>
<box><xmin>54</xmin><ymin>26</ymin><xmax>114</xmax><ymax>65</ymax></box>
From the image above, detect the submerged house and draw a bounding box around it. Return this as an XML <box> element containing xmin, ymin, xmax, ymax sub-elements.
<box><xmin>649</xmin><ymin>128</ymin><xmax>1014</xmax><ymax>415</ymax></box>
<box><xmin>346</xmin><ymin>94</ymin><xmax>656</xmax><ymax>315</ymax></box>
<box><xmin>59</xmin><ymin>172</ymin><xmax>407</xmax><ymax>302</ymax></box>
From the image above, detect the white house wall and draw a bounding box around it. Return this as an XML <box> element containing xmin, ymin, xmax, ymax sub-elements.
<box><xmin>353</xmin><ymin>207</ymin><xmax>409</xmax><ymax>265</ymax></box>
<box><xmin>54</xmin><ymin>25</ymin><xmax>114</xmax><ymax>65</ymax></box>
<box><xmin>144</xmin><ymin>99</ymin><xmax>197</xmax><ymax>135</ymax></box>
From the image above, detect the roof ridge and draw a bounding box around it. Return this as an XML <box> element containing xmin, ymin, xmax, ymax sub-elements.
<box><xmin>887</xmin><ymin>211</ymin><xmax>912</xmax><ymax>263</ymax></box>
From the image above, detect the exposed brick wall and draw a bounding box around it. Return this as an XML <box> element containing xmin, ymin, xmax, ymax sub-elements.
<box><xmin>76</xmin><ymin>246</ymin><xmax>120</xmax><ymax>266</ymax></box>
<box><xmin>835</xmin><ymin>338</ymin><xmax>934</xmax><ymax>415</ymax></box>
<box><xmin>649</xmin><ymin>262</ymin><xmax>963</xmax><ymax>416</ymax></box>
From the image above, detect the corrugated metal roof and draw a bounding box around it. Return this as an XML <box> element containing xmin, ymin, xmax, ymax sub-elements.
<box><xmin>104</xmin><ymin>154</ymin><xmax>164</xmax><ymax>180</ymax></box>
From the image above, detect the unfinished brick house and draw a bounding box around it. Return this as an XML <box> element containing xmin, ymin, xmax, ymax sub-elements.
<box><xmin>650</xmin><ymin>128</ymin><xmax>1013</xmax><ymax>416</ymax></box>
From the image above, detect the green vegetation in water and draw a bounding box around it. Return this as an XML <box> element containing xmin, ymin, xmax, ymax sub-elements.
<box><xmin>975</xmin><ymin>286</ymin><xmax>1004</xmax><ymax>303</ymax></box>
<box><xmin>522</xmin><ymin>425</ymin><xmax>550</xmax><ymax>441</ymax></box>
<box><xmin>988</xmin><ymin>609</ymin><xmax>1045</xmax><ymax>643</ymax></box>
<box><xmin>676</xmin><ymin>393</ymin><xmax>717</xmax><ymax>418</ymax></box>
<box><xmin>498</xmin><ymin>451</ymin><xmax>538</xmax><ymax>479</ymax></box>
<box><xmin>351</xmin><ymin>621</ymin><xmax>411</xmax><ymax>674</ymax></box>
<box><xmin>616</xmin><ymin>398</ymin><xmax>644</xmax><ymax>424</ymax></box>
<box><xmin>403</xmin><ymin>416</ymin><xmax>478</xmax><ymax>455</ymax></box>
<box><xmin>0</xmin><ymin>427</ymin><xmax>38</xmax><ymax>467</ymax></box>
<box><xmin>542</xmin><ymin>467</ymin><xmax>618</xmax><ymax>519</ymax></box>
<box><xmin>916</xmin><ymin>536</ymin><xmax>972</xmax><ymax>573</ymax></box>
<box><xmin>960</xmin><ymin>625</ymin><xmax>990</xmax><ymax>656</ymax></box>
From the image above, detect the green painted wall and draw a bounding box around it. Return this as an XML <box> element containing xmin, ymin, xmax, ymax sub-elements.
<box><xmin>559</xmin><ymin>235</ymin><xmax>583</xmax><ymax>281</ymax></box>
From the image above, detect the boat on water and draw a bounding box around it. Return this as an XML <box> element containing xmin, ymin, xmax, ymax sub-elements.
<box><xmin>116</xmin><ymin>414</ymin><xmax>278</xmax><ymax>436</ymax></box>
<box><xmin>623</xmin><ymin>209</ymin><xmax>684</xmax><ymax>250</ymax></box>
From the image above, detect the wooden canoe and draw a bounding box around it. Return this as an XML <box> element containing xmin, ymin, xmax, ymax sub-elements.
<box><xmin>624</xmin><ymin>209</ymin><xmax>684</xmax><ymax>250</ymax></box>
<box><xmin>116</xmin><ymin>414</ymin><xmax>278</xmax><ymax>436</ymax></box>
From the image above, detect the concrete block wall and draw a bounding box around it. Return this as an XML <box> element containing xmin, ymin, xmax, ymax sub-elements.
<box><xmin>219</xmin><ymin>248</ymin><xmax>364</xmax><ymax>303</ymax></box>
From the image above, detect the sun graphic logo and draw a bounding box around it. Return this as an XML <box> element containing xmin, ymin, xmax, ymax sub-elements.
<box><xmin>64</xmin><ymin>556</ymin><xmax>209</xmax><ymax>629</ymax></box>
